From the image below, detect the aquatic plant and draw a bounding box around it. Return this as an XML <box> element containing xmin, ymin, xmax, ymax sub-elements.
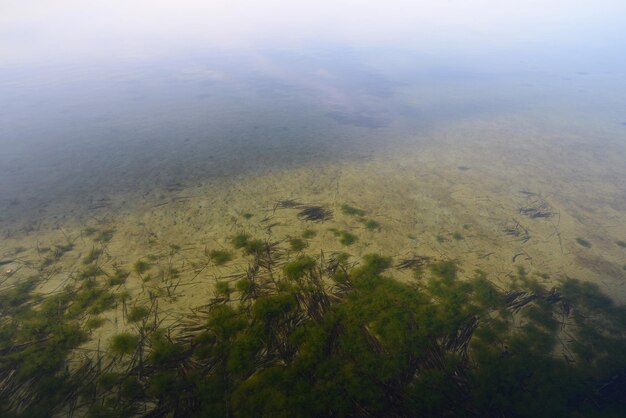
<box><xmin>110</xmin><ymin>333</ymin><xmax>139</xmax><ymax>356</ymax></box>
<box><xmin>230</xmin><ymin>233</ymin><xmax>265</xmax><ymax>255</ymax></box>
<box><xmin>3</xmin><ymin>240</ymin><xmax>626</xmax><ymax>417</ymax></box>
<box><xmin>107</xmin><ymin>269</ymin><xmax>129</xmax><ymax>286</ymax></box>
<box><xmin>243</xmin><ymin>213</ymin><xmax>253</xmax><ymax>220</ymax></box>
<box><xmin>82</xmin><ymin>247</ymin><xmax>102</xmax><ymax>264</ymax></box>
<box><xmin>84</xmin><ymin>227</ymin><xmax>97</xmax><ymax>236</ymax></box>
<box><xmin>340</xmin><ymin>204</ymin><xmax>366</xmax><ymax>217</ymax></box>
<box><xmin>231</xmin><ymin>233</ymin><xmax>251</xmax><ymax>249</ymax></box>
<box><xmin>364</xmin><ymin>219</ymin><xmax>380</xmax><ymax>230</ymax></box>
<box><xmin>133</xmin><ymin>260</ymin><xmax>151</xmax><ymax>275</ymax></box>
<box><xmin>85</xmin><ymin>316</ymin><xmax>106</xmax><ymax>330</ymax></box>
<box><xmin>616</xmin><ymin>240</ymin><xmax>626</xmax><ymax>248</ymax></box>
<box><xmin>328</xmin><ymin>229</ymin><xmax>358</xmax><ymax>246</ymax></box>
<box><xmin>283</xmin><ymin>256</ymin><xmax>316</xmax><ymax>280</ymax></box>
<box><xmin>78</xmin><ymin>264</ymin><xmax>103</xmax><ymax>280</ymax></box>
<box><xmin>94</xmin><ymin>229</ymin><xmax>115</xmax><ymax>243</ymax></box>
<box><xmin>215</xmin><ymin>281</ymin><xmax>232</xmax><ymax>298</ymax></box>
<box><xmin>127</xmin><ymin>306</ymin><xmax>150</xmax><ymax>323</ymax></box>
<box><xmin>576</xmin><ymin>237</ymin><xmax>591</xmax><ymax>248</ymax></box>
<box><xmin>209</xmin><ymin>249</ymin><xmax>233</xmax><ymax>266</ymax></box>
<box><xmin>288</xmin><ymin>238</ymin><xmax>307</xmax><ymax>251</ymax></box>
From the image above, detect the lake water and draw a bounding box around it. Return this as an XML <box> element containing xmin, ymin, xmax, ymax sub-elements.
<box><xmin>1</xmin><ymin>45</ymin><xmax>626</xmax><ymax>309</ymax></box>
<box><xmin>2</xmin><ymin>29</ymin><xmax>626</xmax><ymax>415</ymax></box>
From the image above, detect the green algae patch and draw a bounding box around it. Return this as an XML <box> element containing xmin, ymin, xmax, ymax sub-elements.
<box><xmin>288</xmin><ymin>238</ymin><xmax>308</xmax><ymax>252</ymax></box>
<box><xmin>209</xmin><ymin>249</ymin><xmax>233</xmax><ymax>266</ymax></box>
<box><xmin>110</xmin><ymin>333</ymin><xmax>139</xmax><ymax>356</ymax></box>
<box><xmin>284</xmin><ymin>256</ymin><xmax>317</xmax><ymax>280</ymax></box>
<box><xmin>364</xmin><ymin>219</ymin><xmax>380</xmax><ymax>231</ymax></box>
<box><xmin>341</xmin><ymin>204</ymin><xmax>366</xmax><ymax>217</ymax></box>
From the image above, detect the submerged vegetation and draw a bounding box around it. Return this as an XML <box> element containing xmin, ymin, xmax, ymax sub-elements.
<box><xmin>576</xmin><ymin>237</ymin><xmax>592</xmax><ymax>248</ymax></box>
<box><xmin>363</xmin><ymin>219</ymin><xmax>380</xmax><ymax>230</ymax></box>
<box><xmin>1</xmin><ymin>217</ymin><xmax>626</xmax><ymax>417</ymax></box>
<box><xmin>329</xmin><ymin>229</ymin><xmax>358</xmax><ymax>246</ymax></box>
<box><xmin>209</xmin><ymin>249</ymin><xmax>233</xmax><ymax>266</ymax></box>
<box><xmin>288</xmin><ymin>238</ymin><xmax>308</xmax><ymax>252</ymax></box>
<box><xmin>340</xmin><ymin>203</ymin><xmax>366</xmax><ymax>217</ymax></box>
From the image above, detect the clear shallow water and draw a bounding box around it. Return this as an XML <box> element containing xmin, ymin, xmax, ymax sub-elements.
<box><xmin>2</xmin><ymin>46</ymin><xmax>625</xmax><ymax>225</ymax></box>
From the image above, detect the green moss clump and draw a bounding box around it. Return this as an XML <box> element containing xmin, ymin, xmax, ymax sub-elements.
<box><xmin>243</xmin><ymin>239</ymin><xmax>265</xmax><ymax>255</ymax></box>
<box><xmin>302</xmin><ymin>229</ymin><xmax>317</xmax><ymax>239</ymax></box>
<box><xmin>243</xmin><ymin>213</ymin><xmax>253</xmax><ymax>220</ymax></box>
<box><xmin>83</xmin><ymin>248</ymin><xmax>102</xmax><ymax>264</ymax></box>
<box><xmin>46</xmin><ymin>243</ymin><xmax>74</xmax><ymax>263</ymax></box>
<box><xmin>231</xmin><ymin>234</ymin><xmax>265</xmax><ymax>255</ymax></box>
<box><xmin>289</xmin><ymin>238</ymin><xmax>308</xmax><ymax>252</ymax></box>
<box><xmin>107</xmin><ymin>269</ymin><xmax>129</xmax><ymax>286</ymax></box>
<box><xmin>430</xmin><ymin>260</ymin><xmax>458</xmax><ymax>282</ymax></box>
<box><xmin>339</xmin><ymin>231</ymin><xmax>358</xmax><ymax>246</ymax></box>
<box><xmin>359</xmin><ymin>253</ymin><xmax>392</xmax><ymax>275</ymax></box>
<box><xmin>78</xmin><ymin>264</ymin><xmax>103</xmax><ymax>280</ymax></box>
<box><xmin>128</xmin><ymin>306</ymin><xmax>150</xmax><ymax>323</ymax></box>
<box><xmin>134</xmin><ymin>260</ymin><xmax>151</xmax><ymax>275</ymax></box>
<box><xmin>86</xmin><ymin>316</ymin><xmax>106</xmax><ymax>330</ymax></box>
<box><xmin>284</xmin><ymin>256</ymin><xmax>316</xmax><ymax>280</ymax></box>
<box><xmin>215</xmin><ymin>281</ymin><xmax>232</xmax><ymax>298</ymax></box>
<box><xmin>452</xmin><ymin>232</ymin><xmax>464</xmax><ymax>241</ymax></box>
<box><xmin>94</xmin><ymin>229</ymin><xmax>115</xmax><ymax>243</ymax></box>
<box><xmin>110</xmin><ymin>333</ymin><xmax>139</xmax><ymax>356</ymax></box>
<box><xmin>231</xmin><ymin>233</ymin><xmax>251</xmax><ymax>249</ymax></box>
<box><xmin>150</xmin><ymin>334</ymin><xmax>185</xmax><ymax>365</ymax></box>
<box><xmin>209</xmin><ymin>250</ymin><xmax>233</xmax><ymax>266</ymax></box>
<box><xmin>616</xmin><ymin>240</ymin><xmax>626</xmax><ymax>248</ymax></box>
<box><xmin>576</xmin><ymin>237</ymin><xmax>591</xmax><ymax>248</ymax></box>
<box><xmin>364</xmin><ymin>220</ymin><xmax>380</xmax><ymax>231</ymax></box>
<box><xmin>341</xmin><ymin>204</ymin><xmax>366</xmax><ymax>217</ymax></box>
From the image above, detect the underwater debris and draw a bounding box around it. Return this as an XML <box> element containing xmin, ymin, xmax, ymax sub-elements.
<box><xmin>276</xmin><ymin>199</ymin><xmax>303</xmax><ymax>209</ymax></box>
<box><xmin>275</xmin><ymin>199</ymin><xmax>332</xmax><ymax>222</ymax></box>
<box><xmin>297</xmin><ymin>206</ymin><xmax>333</xmax><ymax>222</ymax></box>
<box><xmin>396</xmin><ymin>255</ymin><xmax>431</xmax><ymax>270</ymax></box>
<box><xmin>503</xmin><ymin>220</ymin><xmax>530</xmax><ymax>244</ymax></box>
<box><xmin>519</xmin><ymin>198</ymin><xmax>554</xmax><ymax>219</ymax></box>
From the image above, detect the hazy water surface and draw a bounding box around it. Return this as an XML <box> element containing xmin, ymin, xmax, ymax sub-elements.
<box><xmin>2</xmin><ymin>46</ymin><xmax>625</xmax><ymax>224</ymax></box>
